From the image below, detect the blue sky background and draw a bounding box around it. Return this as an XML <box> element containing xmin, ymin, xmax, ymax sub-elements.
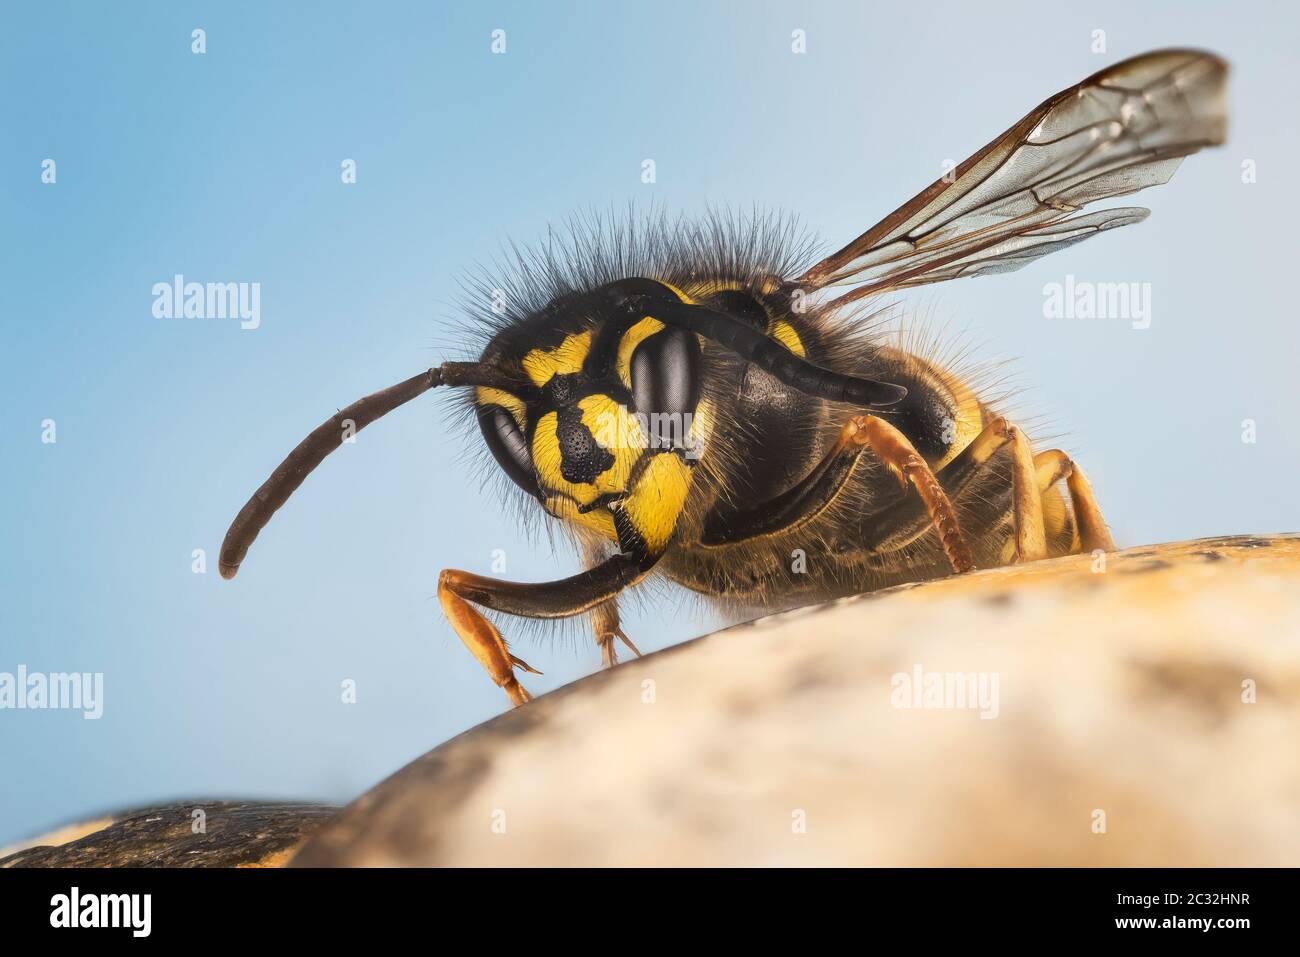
<box><xmin>3</xmin><ymin>1</ymin><xmax>1297</xmax><ymax>846</ymax></box>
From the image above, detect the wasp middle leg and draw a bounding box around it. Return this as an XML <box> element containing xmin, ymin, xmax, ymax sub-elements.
<box><xmin>699</xmin><ymin>413</ymin><xmax>975</xmax><ymax>574</ymax></box>
<box><xmin>583</xmin><ymin>543</ymin><xmax>643</xmax><ymax>668</ymax></box>
<box><xmin>842</xmin><ymin>415</ymin><xmax>975</xmax><ymax>573</ymax></box>
<box><xmin>590</xmin><ymin>599</ymin><xmax>642</xmax><ymax>668</ymax></box>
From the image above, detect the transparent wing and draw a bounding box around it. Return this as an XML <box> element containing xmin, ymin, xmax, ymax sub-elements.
<box><xmin>796</xmin><ymin>49</ymin><xmax>1227</xmax><ymax>307</ymax></box>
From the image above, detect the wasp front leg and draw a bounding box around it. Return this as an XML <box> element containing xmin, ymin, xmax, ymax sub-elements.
<box><xmin>438</xmin><ymin>572</ymin><xmax>540</xmax><ymax>707</ymax></box>
<box><xmin>437</xmin><ymin>553</ymin><xmax>649</xmax><ymax>706</ymax></box>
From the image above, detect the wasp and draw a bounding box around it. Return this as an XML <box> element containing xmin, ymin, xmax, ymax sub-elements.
<box><xmin>220</xmin><ymin>50</ymin><xmax>1227</xmax><ymax>706</ymax></box>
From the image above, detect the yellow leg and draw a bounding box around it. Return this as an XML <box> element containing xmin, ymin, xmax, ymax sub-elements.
<box><xmin>847</xmin><ymin>415</ymin><xmax>974</xmax><ymax>574</ymax></box>
<box><xmin>590</xmin><ymin>599</ymin><xmax>642</xmax><ymax>668</ymax></box>
<box><xmin>582</xmin><ymin>543</ymin><xmax>642</xmax><ymax>668</ymax></box>
<box><xmin>960</xmin><ymin>417</ymin><xmax>1045</xmax><ymax>564</ymax></box>
<box><xmin>961</xmin><ymin>418</ymin><xmax>1115</xmax><ymax>564</ymax></box>
<box><xmin>1032</xmin><ymin>450</ymin><xmax>1116</xmax><ymax>552</ymax></box>
<box><xmin>1005</xmin><ymin>425</ymin><xmax>1046</xmax><ymax>563</ymax></box>
<box><xmin>434</xmin><ymin>552</ymin><xmax>647</xmax><ymax>706</ymax></box>
<box><xmin>437</xmin><ymin>569</ymin><xmax>541</xmax><ymax>707</ymax></box>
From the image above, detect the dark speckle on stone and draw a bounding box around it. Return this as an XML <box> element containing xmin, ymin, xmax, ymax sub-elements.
<box><xmin>786</xmin><ymin>665</ymin><xmax>831</xmax><ymax>695</ymax></box>
<box><xmin>1126</xmin><ymin>657</ymin><xmax>1249</xmax><ymax>727</ymax></box>
<box><xmin>1202</xmin><ymin>535</ymin><xmax>1274</xmax><ymax>549</ymax></box>
<box><xmin>725</xmin><ymin>691</ymin><xmax>763</xmax><ymax>717</ymax></box>
<box><xmin>1120</xmin><ymin>559</ymin><xmax>1173</xmax><ymax>575</ymax></box>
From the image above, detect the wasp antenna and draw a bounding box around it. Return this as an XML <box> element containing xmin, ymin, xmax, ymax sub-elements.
<box><xmin>220</xmin><ymin>361</ymin><xmax>533</xmax><ymax>580</ymax></box>
<box><xmin>220</xmin><ymin>367</ymin><xmax>449</xmax><ymax>580</ymax></box>
<box><xmin>438</xmin><ymin>361</ymin><xmax>532</xmax><ymax>394</ymax></box>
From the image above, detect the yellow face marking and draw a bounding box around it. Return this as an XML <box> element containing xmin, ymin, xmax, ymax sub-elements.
<box><xmin>768</xmin><ymin>319</ymin><xmax>806</xmax><ymax>357</ymax></box>
<box><xmin>578</xmin><ymin>394</ymin><xmax>645</xmax><ymax>491</ymax></box>
<box><xmin>621</xmin><ymin>453</ymin><xmax>692</xmax><ymax>554</ymax></box>
<box><xmin>688</xmin><ymin>396</ymin><xmax>713</xmax><ymax>452</ymax></box>
<box><xmin>615</xmin><ymin>317</ymin><xmax>665</xmax><ymax>389</ymax></box>
<box><xmin>522</xmin><ymin>331</ymin><xmax>593</xmax><ymax>388</ymax></box>
<box><xmin>545</xmin><ymin>496</ymin><xmax>617</xmax><ymax>541</ymax></box>
<box><xmin>531</xmin><ymin>397</ymin><xmax>647</xmax><ymax>508</ymax></box>
<box><xmin>475</xmin><ymin>386</ymin><xmax>526</xmax><ymax>427</ymax></box>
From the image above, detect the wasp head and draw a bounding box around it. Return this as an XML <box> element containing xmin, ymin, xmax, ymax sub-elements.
<box><xmin>473</xmin><ymin>279</ymin><xmax>706</xmax><ymax>552</ymax></box>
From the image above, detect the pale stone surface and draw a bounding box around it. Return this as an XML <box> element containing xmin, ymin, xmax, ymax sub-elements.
<box><xmin>291</xmin><ymin>534</ymin><xmax>1300</xmax><ymax>866</ymax></box>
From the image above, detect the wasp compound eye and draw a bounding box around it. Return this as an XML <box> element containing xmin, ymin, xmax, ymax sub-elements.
<box><xmin>477</xmin><ymin>404</ymin><xmax>541</xmax><ymax>499</ymax></box>
<box><xmin>630</xmin><ymin>326</ymin><xmax>702</xmax><ymax>452</ymax></box>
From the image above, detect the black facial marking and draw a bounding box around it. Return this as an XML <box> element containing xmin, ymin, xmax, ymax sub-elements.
<box><xmin>544</xmin><ymin>372</ymin><xmax>583</xmax><ymax>408</ymax></box>
<box><xmin>555</xmin><ymin>405</ymin><xmax>614</xmax><ymax>484</ymax></box>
